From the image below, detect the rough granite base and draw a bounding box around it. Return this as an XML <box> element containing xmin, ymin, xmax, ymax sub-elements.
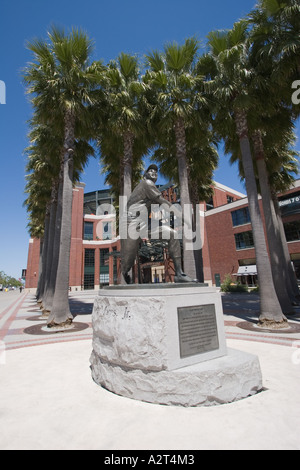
<box><xmin>90</xmin><ymin>285</ymin><xmax>263</xmax><ymax>406</ymax></box>
<box><xmin>90</xmin><ymin>348</ymin><xmax>263</xmax><ymax>407</ymax></box>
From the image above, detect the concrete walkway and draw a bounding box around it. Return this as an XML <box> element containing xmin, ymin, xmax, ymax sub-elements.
<box><xmin>0</xmin><ymin>290</ymin><xmax>300</xmax><ymax>450</ymax></box>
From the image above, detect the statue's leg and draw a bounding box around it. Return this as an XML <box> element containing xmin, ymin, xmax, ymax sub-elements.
<box><xmin>121</xmin><ymin>237</ymin><xmax>140</xmax><ymax>284</ymax></box>
<box><xmin>163</xmin><ymin>227</ymin><xmax>197</xmax><ymax>283</ymax></box>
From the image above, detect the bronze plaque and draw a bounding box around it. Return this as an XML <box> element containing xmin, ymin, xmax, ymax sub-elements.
<box><xmin>177</xmin><ymin>304</ymin><xmax>219</xmax><ymax>358</ymax></box>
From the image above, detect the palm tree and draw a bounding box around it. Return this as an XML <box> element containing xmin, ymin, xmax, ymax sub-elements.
<box><xmin>24</xmin><ymin>122</ymin><xmax>61</xmax><ymax>305</ymax></box>
<box><xmin>145</xmin><ymin>38</ymin><xmax>206</xmax><ymax>279</ymax></box>
<box><xmin>43</xmin><ymin>139</ymin><xmax>95</xmax><ymax>317</ymax></box>
<box><xmin>24</xmin><ymin>176</ymin><xmax>50</xmax><ymax>304</ymax></box>
<box><xmin>24</xmin><ymin>26</ymin><xmax>101</xmax><ymax>327</ymax></box>
<box><xmin>264</xmin><ymin>134</ymin><xmax>300</xmax><ymax>301</ymax></box>
<box><xmin>252</xmin><ymin>130</ymin><xmax>297</xmax><ymax>312</ymax></box>
<box><xmin>98</xmin><ymin>53</ymin><xmax>151</xmax><ymax>283</ymax></box>
<box><xmin>152</xmin><ymin>125</ymin><xmax>218</xmax><ymax>282</ymax></box>
<box><xmin>224</xmin><ymin>114</ymin><xmax>300</xmax><ymax>306</ymax></box>
<box><xmin>249</xmin><ymin>0</ymin><xmax>300</xmax><ymax>113</ymax></box>
<box><xmin>24</xmin><ymin>121</ymin><xmax>84</xmax><ymax>314</ymax></box>
<box><xmin>102</xmin><ymin>53</ymin><xmax>148</xmax><ymax>198</ymax></box>
<box><xmin>221</xmin><ymin>43</ymin><xmax>299</xmax><ymax>311</ymax></box>
<box><xmin>248</xmin><ymin>0</ymin><xmax>300</xmax><ymax>301</ymax></box>
<box><xmin>245</xmin><ymin>9</ymin><xmax>300</xmax><ymax>305</ymax></box>
<box><xmin>200</xmin><ymin>21</ymin><xmax>287</xmax><ymax>327</ymax></box>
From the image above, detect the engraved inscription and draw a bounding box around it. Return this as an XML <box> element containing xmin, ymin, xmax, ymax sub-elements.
<box><xmin>177</xmin><ymin>305</ymin><xmax>219</xmax><ymax>358</ymax></box>
<box><xmin>101</xmin><ymin>301</ymin><xmax>132</xmax><ymax>320</ymax></box>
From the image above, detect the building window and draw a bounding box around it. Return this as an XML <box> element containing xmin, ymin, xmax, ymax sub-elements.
<box><xmin>100</xmin><ymin>248</ymin><xmax>109</xmax><ymax>285</ymax></box>
<box><xmin>84</xmin><ymin>273</ymin><xmax>94</xmax><ymax>290</ymax></box>
<box><xmin>234</xmin><ymin>231</ymin><xmax>254</xmax><ymax>250</ymax></box>
<box><xmin>84</xmin><ymin>249</ymin><xmax>95</xmax><ymax>289</ymax></box>
<box><xmin>85</xmin><ymin>248</ymin><xmax>95</xmax><ymax>267</ymax></box>
<box><xmin>206</xmin><ymin>197</ymin><xmax>214</xmax><ymax>211</ymax></box>
<box><xmin>84</xmin><ymin>221</ymin><xmax>94</xmax><ymax>240</ymax></box>
<box><xmin>284</xmin><ymin>221</ymin><xmax>300</xmax><ymax>242</ymax></box>
<box><xmin>227</xmin><ymin>195</ymin><xmax>234</xmax><ymax>204</ymax></box>
<box><xmin>231</xmin><ymin>207</ymin><xmax>251</xmax><ymax>227</ymax></box>
<box><xmin>100</xmin><ymin>273</ymin><xmax>109</xmax><ymax>284</ymax></box>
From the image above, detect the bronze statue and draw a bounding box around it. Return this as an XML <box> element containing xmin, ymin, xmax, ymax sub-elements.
<box><xmin>120</xmin><ymin>164</ymin><xmax>196</xmax><ymax>284</ymax></box>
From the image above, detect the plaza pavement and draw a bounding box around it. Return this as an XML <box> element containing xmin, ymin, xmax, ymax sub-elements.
<box><xmin>0</xmin><ymin>288</ymin><xmax>300</xmax><ymax>450</ymax></box>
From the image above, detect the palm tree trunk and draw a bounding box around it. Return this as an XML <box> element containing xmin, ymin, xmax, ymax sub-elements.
<box><xmin>119</xmin><ymin>157</ymin><xmax>124</xmax><ymax>197</ymax></box>
<box><xmin>252</xmin><ymin>131</ymin><xmax>294</xmax><ymax>314</ymax></box>
<box><xmin>120</xmin><ymin>130</ymin><xmax>134</xmax><ymax>284</ymax></box>
<box><xmin>37</xmin><ymin>205</ymin><xmax>51</xmax><ymax>305</ymax></box>
<box><xmin>235</xmin><ymin>110</ymin><xmax>287</xmax><ymax>327</ymax></box>
<box><xmin>190</xmin><ymin>182</ymin><xmax>204</xmax><ymax>282</ymax></box>
<box><xmin>41</xmin><ymin>180</ymin><xmax>58</xmax><ymax>316</ymax></box>
<box><xmin>47</xmin><ymin>111</ymin><xmax>75</xmax><ymax>327</ymax></box>
<box><xmin>36</xmin><ymin>237</ymin><xmax>44</xmax><ymax>302</ymax></box>
<box><xmin>42</xmin><ymin>164</ymin><xmax>63</xmax><ymax>315</ymax></box>
<box><xmin>174</xmin><ymin>117</ymin><xmax>197</xmax><ymax>280</ymax></box>
<box><xmin>123</xmin><ymin>130</ymin><xmax>134</xmax><ymax>198</ymax></box>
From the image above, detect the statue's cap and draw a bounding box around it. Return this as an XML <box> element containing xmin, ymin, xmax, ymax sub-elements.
<box><xmin>145</xmin><ymin>164</ymin><xmax>158</xmax><ymax>172</ymax></box>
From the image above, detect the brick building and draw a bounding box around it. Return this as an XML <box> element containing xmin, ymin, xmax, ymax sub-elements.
<box><xmin>204</xmin><ymin>179</ymin><xmax>300</xmax><ymax>287</ymax></box>
<box><xmin>25</xmin><ymin>179</ymin><xmax>300</xmax><ymax>291</ymax></box>
<box><xmin>25</xmin><ymin>182</ymin><xmax>119</xmax><ymax>292</ymax></box>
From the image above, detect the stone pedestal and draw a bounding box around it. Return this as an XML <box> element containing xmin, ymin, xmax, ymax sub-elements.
<box><xmin>90</xmin><ymin>284</ymin><xmax>263</xmax><ymax>406</ymax></box>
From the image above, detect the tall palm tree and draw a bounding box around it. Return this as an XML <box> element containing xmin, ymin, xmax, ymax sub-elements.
<box><xmin>200</xmin><ymin>21</ymin><xmax>287</xmax><ymax>327</ymax></box>
<box><xmin>248</xmin><ymin>0</ymin><xmax>300</xmax><ymax>300</ymax></box>
<box><xmin>249</xmin><ymin>0</ymin><xmax>300</xmax><ymax>111</ymax></box>
<box><xmin>98</xmin><ymin>53</ymin><xmax>151</xmax><ymax>283</ymax></box>
<box><xmin>242</xmin><ymin>10</ymin><xmax>300</xmax><ymax>305</ymax></box>
<box><xmin>145</xmin><ymin>38</ymin><xmax>206</xmax><ymax>279</ymax></box>
<box><xmin>225</xmin><ymin>117</ymin><xmax>300</xmax><ymax>306</ymax></box>
<box><xmin>43</xmin><ymin>139</ymin><xmax>95</xmax><ymax>317</ymax></box>
<box><xmin>24</xmin><ymin>119</ymin><xmax>95</xmax><ymax>315</ymax></box>
<box><xmin>24</xmin><ymin>123</ymin><xmax>61</xmax><ymax>304</ymax></box>
<box><xmin>264</xmin><ymin>133</ymin><xmax>300</xmax><ymax>301</ymax></box>
<box><xmin>24</xmin><ymin>26</ymin><xmax>101</xmax><ymax>327</ymax></box>
<box><xmin>102</xmin><ymin>53</ymin><xmax>148</xmax><ymax>198</ymax></box>
<box><xmin>221</xmin><ymin>46</ymin><xmax>299</xmax><ymax>311</ymax></box>
<box><xmin>24</xmin><ymin>175</ymin><xmax>50</xmax><ymax>303</ymax></box>
<box><xmin>152</xmin><ymin>125</ymin><xmax>218</xmax><ymax>282</ymax></box>
<box><xmin>252</xmin><ymin>130</ymin><xmax>297</xmax><ymax>312</ymax></box>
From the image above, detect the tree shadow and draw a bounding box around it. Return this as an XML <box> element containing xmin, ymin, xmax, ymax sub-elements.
<box><xmin>221</xmin><ymin>292</ymin><xmax>300</xmax><ymax>323</ymax></box>
<box><xmin>221</xmin><ymin>292</ymin><xmax>261</xmax><ymax>323</ymax></box>
<box><xmin>69</xmin><ymin>298</ymin><xmax>93</xmax><ymax>319</ymax></box>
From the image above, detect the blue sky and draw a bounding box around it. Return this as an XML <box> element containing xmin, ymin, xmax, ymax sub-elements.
<box><xmin>0</xmin><ymin>0</ymin><xmax>299</xmax><ymax>279</ymax></box>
